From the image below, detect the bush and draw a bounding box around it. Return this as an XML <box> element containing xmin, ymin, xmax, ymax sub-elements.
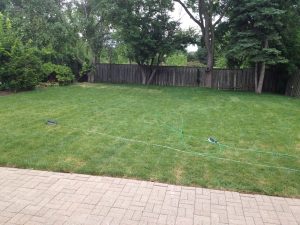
<box><xmin>0</xmin><ymin>42</ymin><xmax>42</xmax><ymax>91</ymax></box>
<box><xmin>0</xmin><ymin>13</ymin><xmax>75</xmax><ymax>91</ymax></box>
<box><xmin>0</xmin><ymin>13</ymin><xmax>43</xmax><ymax>91</ymax></box>
<box><xmin>42</xmin><ymin>62</ymin><xmax>75</xmax><ymax>86</ymax></box>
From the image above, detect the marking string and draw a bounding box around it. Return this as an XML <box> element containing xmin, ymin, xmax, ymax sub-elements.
<box><xmin>66</xmin><ymin>126</ymin><xmax>300</xmax><ymax>173</ymax></box>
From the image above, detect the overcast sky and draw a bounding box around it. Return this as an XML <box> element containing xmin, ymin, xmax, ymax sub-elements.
<box><xmin>171</xmin><ymin>3</ymin><xmax>199</xmax><ymax>52</ymax></box>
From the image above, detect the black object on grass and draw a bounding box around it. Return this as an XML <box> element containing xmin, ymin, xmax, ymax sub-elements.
<box><xmin>208</xmin><ymin>137</ymin><xmax>218</xmax><ymax>144</ymax></box>
<box><xmin>46</xmin><ymin>120</ymin><xmax>57</xmax><ymax>126</ymax></box>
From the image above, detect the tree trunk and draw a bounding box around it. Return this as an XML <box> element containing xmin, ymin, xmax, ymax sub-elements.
<box><xmin>174</xmin><ymin>0</ymin><xmax>229</xmax><ymax>88</ymax></box>
<box><xmin>256</xmin><ymin>39</ymin><xmax>269</xmax><ymax>94</ymax></box>
<box><xmin>141</xmin><ymin>68</ymin><xmax>147</xmax><ymax>85</ymax></box>
<box><xmin>203</xmin><ymin>20</ymin><xmax>214</xmax><ymax>88</ymax></box>
<box><xmin>139</xmin><ymin>65</ymin><xmax>157</xmax><ymax>85</ymax></box>
<box><xmin>146</xmin><ymin>68</ymin><xmax>157</xmax><ymax>85</ymax></box>
<box><xmin>254</xmin><ymin>62</ymin><xmax>258</xmax><ymax>91</ymax></box>
<box><xmin>205</xmin><ymin>49</ymin><xmax>213</xmax><ymax>88</ymax></box>
<box><xmin>256</xmin><ymin>62</ymin><xmax>266</xmax><ymax>94</ymax></box>
<box><xmin>146</xmin><ymin>54</ymin><xmax>161</xmax><ymax>85</ymax></box>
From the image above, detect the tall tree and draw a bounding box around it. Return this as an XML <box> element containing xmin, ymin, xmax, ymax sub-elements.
<box><xmin>173</xmin><ymin>0</ymin><xmax>229</xmax><ymax>87</ymax></box>
<box><xmin>227</xmin><ymin>0</ymin><xmax>287</xmax><ymax>94</ymax></box>
<box><xmin>109</xmin><ymin>0</ymin><xmax>195</xmax><ymax>85</ymax></box>
<box><xmin>6</xmin><ymin>1</ymin><xmax>60</xmax><ymax>47</ymax></box>
<box><xmin>4</xmin><ymin>0</ymin><xmax>80</xmax><ymax>63</ymax></box>
<box><xmin>277</xmin><ymin>0</ymin><xmax>300</xmax><ymax>74</ymax></box>
<box><xmin>74</xmin><ymin>0</ymin><xmax>110</xmax><ymax>64</ymax></box>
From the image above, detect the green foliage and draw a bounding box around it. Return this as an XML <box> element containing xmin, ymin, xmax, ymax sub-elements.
<box><xmin>99</xmin><ymin>41</ymin><xmax>132</xmax><ymax>64</ymax></box>
<box><xmin>165</xmin><ymin>52</ymin><xmax>188</xmax><ymax>66</ymax></box>
<box><xmin>109</xmin><ymin>0</ymin><xmax>196</xmax><ymax>66</ymax></box>
<box><xmin>74</xmin><ymin>0</ymin><xmax>111</xmax><ymax>63</ymax></box>
<box><xmin>275</xmin><ymin>0</ymin><xmax>300</xmax><ymax>76</ymax></box>
<box><xmin>0</xmin><ymin>13</ymin><xmax>42</xmax><ymax>91</ymax></box>
<box><xmin>3</xmin><ymin>0</ymin><xmax>89</xmax><ymax>76</ymax></box>
<box><xmin>0</xmin><ymin>43</ymin><xmax>42</xmax><ymax>91</ymax></box>
<box><xmin>42</xmin><ymin>63</ymin><xmax>75</xmax><ymax>86</ymax></box>
<box><xmin>1</xmin><ymin>0</ymin><xmax>299</xmax><ymax>91</ymax></box>
<box><xmin>226</xmin><ymin>0</ymin><xmax>287</xmax><ymax>66</ymax></box>
<box><xmin>187</xmin><ymin>47</ymin><xmax>208</xmax><ymax>64</ymax></box>
<box><xmin>0</xmin><ymin>14</ymin><xmax>11</xmax><ymax>65</ymax></box>
<box><xmin>186</xmin><ymin>61</ymin><xmax>206</xmax><ymax>67</ymax></box>
<box><xmin>79</xmin><ymin>62</ymin><xmax>93</xmax><ymax>78</ymax></box>
<box><xmin>215</xmin><ymin>56</ymin><xmax>228</xmax><ymax>68</ymax></box>
<box><xmin>214</xmin><ymin>22</ymin><xmax>231</xmax><ymax>68</ymax></box>
<box><xmin>6</xmin><ymin>0</ymin><xmax>78</xmax><ymax>53</ymax></box>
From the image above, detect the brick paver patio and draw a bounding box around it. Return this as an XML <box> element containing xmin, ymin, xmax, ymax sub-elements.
<box><xmin>0</xmin><ymin>167</ymin><xmax>299</xmax><ymax>225</ymax></box>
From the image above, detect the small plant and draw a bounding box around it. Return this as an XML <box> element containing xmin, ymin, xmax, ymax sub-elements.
<box><xmin>80</xmin><ymin>62</ymin><xmax>93</xmax><ymax>76</ymax></box>
<box><xmin>78</xmin><ymin>62</ymin><xmax>93</xmax><ymax>82</ymax></box>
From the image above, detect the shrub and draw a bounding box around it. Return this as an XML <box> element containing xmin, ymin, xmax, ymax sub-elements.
<box><xmin>0</xmin><ymin>42</ymin><xmax>42</xmax><ymax>91</ymax></box>
<box><xmin>78</xmin><ymin>62</ymin><xmax>93</xmax><ymax>82</ymax></box>
<box><xmin>0</xmin><ymin>13</ymin><xmax>75</xmax><ymax>91</ymax></box>
<box><xmin>42</xmin><ymin>62</ymin><xmax>75</xmax><ymax>86</ymax></box>
<box><xmin>79</xmin><ymin>62</ymin><xmax>92</xmax><ymax>77</ymax></box>
<box><xmin>0</xmin><ymin>13</ymin><xmax>43</xmax><ymax>91</ymax></box>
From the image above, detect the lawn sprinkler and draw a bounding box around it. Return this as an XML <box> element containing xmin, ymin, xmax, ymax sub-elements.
<box><xmin>46</xmin><ymin>120</ymin><xmax>58</xmax><ymax>126</ymax></box>
<box><xmin>208</xmin><ymin>137</ymin><xmax>218</xmax><ymax>145</ymax></box>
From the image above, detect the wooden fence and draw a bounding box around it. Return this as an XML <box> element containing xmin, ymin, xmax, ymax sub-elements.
<box><xmin>89</xmin><ymin>64</ymin><xmax>255</xmax><ymax>91</ymax></box>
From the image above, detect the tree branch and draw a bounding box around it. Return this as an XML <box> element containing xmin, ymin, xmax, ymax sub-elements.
<box><xmin>213</xmin><ymin>4</ymin><xmax>229</xmax><ymax>27</ymax></box>
<box><xmin>174</xmin><ymin>0</ymin><xmax>202</xmax><ymax>28</ymax></box>
<box><xmin>198</xmin><ymin>0</ymin><xmax>205</xmax><ymax>32</ymax></box>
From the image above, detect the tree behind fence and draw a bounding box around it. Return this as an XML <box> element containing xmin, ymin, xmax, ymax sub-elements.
<box><xmin>89</xmin><ymin>64</ymin><xmax>255</xmax><ymax>91</ymax></box>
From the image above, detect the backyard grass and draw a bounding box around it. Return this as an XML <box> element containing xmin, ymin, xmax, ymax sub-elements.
<box><xmin>0</xmin><ymin>83</ymin><xmax>299</xmax><ymax>197</ymax></box>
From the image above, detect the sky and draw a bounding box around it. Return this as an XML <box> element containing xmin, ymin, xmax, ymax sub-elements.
<box><xmin>171</xmin><ymin>3</ymin><xmax>199</xmax><ymax>52</ymax></box>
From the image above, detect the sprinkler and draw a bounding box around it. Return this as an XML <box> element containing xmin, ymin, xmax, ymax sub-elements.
<box><xmin>46</xmin><ymin>120</ymin><xmax>58</xmax><ymax>126</ymax></box>
<box><xmin>208</xmin><ymin>137</ymin><xmax>218</xmax><ymax>144</ymax></box>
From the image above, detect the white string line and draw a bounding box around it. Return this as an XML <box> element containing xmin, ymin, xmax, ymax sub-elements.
<box><xmin>185</xmin><ymin>135</ymin><xmax>300</xmax><ymax>159</ymax></box>
<box><xmin>66</xmin><ymin>126</ymin><xmax>300</xmax><ymax>173</ymax></box>
<box><xmin>51</xmin><ymin>105</ymin><xmax>298</xmax><ymax>159</ymax></box>
<box><xmin>144</xmin><ymin>120</ymin><xmax>299</xmax><ymax>159</ymax></box>
<box><xmin>49</xmin><ymin>114</ymin><xmax>299</xmax><ymax>160</ymax></box>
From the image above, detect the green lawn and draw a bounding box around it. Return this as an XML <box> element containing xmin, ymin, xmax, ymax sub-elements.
<box><xmin>0</xmin><ymin>83</ymin><xmax>299</xmax><ymax>197</ymax></box>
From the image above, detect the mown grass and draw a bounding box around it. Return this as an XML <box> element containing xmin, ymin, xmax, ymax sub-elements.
<box><xmin>0</xmin><ymin>83</ymin><xmax>299</xmax><ymax>197</ymax></box>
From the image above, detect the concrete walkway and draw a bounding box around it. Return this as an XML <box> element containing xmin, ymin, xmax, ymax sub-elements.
<box><xmin>0</xmin><ymin>167</ymin><xmax>299</xmax><ymax>225</ymax></box>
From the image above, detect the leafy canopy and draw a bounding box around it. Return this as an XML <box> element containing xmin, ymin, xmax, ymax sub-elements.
<box><xmin>109</xmin><ymin>0</ymin><xmax>195</xmax><ymax>66</ymax></box>
<box><xmin>226</xmin><ymin>0</ymin><xmax>287</xmax><ymax>66</ymax></box>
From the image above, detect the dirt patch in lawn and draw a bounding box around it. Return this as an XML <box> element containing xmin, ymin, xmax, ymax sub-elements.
<box><xmin>64</xmin><ymin>157</ymin><xmax>86</xmax><ymax>168</ymax></box>
<box><xmin>0</xmin><ymin>91</ymin><xmax>13</xmax><ymax>96</ymax></box>
<box><xmin>174</xmin><ymin>166</ymin><xmax>183</xmax><ymax>183</ymax></box>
